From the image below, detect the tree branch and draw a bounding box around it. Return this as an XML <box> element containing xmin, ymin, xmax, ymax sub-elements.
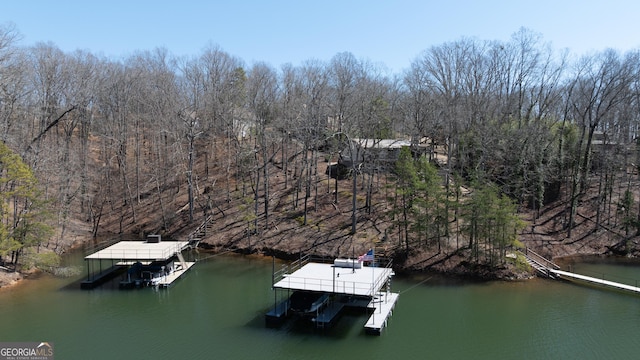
<box><xmin>28</xmin><ymin>105</ymin><xmax>77</xmax><ymax>151</ymax></box>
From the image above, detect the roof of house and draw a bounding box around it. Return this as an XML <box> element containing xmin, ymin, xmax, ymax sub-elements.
<box><xmin>351</xmin><ymin>139</ymin><xmax>412</xmax><ymax>149</ymax></box>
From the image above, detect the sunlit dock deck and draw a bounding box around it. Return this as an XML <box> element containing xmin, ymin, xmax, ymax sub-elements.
<box><xmin>268</xmin><ymin>256</ymin><xmax>398</xmax><ymax>335</ymax></box>
<box><xmin>156</xmin><ymin>261</ymin><xmax>196</xmax><ymax>287</ymax></box>
<box><xmin>365</xmin><ymin>292</ymin><xmax>399</xmax><ymax>335</ymax></box>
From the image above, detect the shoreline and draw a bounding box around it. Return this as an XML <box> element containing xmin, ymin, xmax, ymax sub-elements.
<box><xmin>3</xmin><ymin>244</ymin><xmax>639</xmax><ymax>291</ymax></box>
<box><xmin>0</xmin><ymin>271</ymin><xmax>24</xmax><ymax>291</ymax></box>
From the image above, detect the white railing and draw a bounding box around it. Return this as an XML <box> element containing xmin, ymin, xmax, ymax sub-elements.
<box><xmin>521</xmin><ymin>248</ymin><xmax>560</xmax><ymax>269</ymax></box>
<box><xmin>273</xmin><ymin>254</ymin><xmax>310</xmax><ymax>285</ymax></box>
<box><xmin>86</xmin><ymin>242</ymin><xmax>187</xmax><ymax>260</ymax></box>
<box><xmin>368</xmin><ymin>260</ymin><xmax>394</xmax><ymax>296</ymax></box>
<box><xmin>188</xmin><ymin>215</ymin><xmax>213</xmax><ymax>241</ymax></box>
<box><xmin>278</xmin><ymin>275</ymin><xmax>374</xmax><ymax>295</ymax></box>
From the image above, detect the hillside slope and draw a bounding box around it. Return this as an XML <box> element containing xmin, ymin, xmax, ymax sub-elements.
<box><xmin>57</xmin><ymin>137</ymin><xmax>640</xmax><ymax>280</ymax></box>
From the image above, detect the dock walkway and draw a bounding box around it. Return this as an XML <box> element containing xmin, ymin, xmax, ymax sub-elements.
<box><xmin>365</xmin><ymin>292</ymin><xmax>399</xmax><ymax>335</ymax></box>
<box><xmin>312</xmin><ymin>302</ymin><xmax>346</xmax><ymax>328</ymax></box>
<box><xmin>550</xmin><ymin>269</ymin><xmax>640</xmax><ymax>294</ymax></box>
<box><xmin>265</xmin><ymin>300</ymin><xmax>290</xmax><ymax>327</ymax></box>
<box><xmin>521</xmin><ymin>248</ymin><xmax>640</xmax><ymax>295</ymax></box>
<box><xmin>80</xmin><ymin>266</ymin><xmax>123</xmax><ymax>289</ymax></box>
<box><xmin>156</xmin><ymin>262</ymin><xmax>195</xmax><ymax>288</ymax></box>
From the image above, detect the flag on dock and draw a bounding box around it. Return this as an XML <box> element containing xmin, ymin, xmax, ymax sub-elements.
<box><xmin>358</xmin><ymin>249</ymin><xmax>374</xmax><ymax>262</ymax></box>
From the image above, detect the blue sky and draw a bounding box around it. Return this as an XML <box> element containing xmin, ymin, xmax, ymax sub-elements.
<box><xmin>2</xmin><ymin>0</ymin><xmax>639</xmax><ymax>73</ymax></box>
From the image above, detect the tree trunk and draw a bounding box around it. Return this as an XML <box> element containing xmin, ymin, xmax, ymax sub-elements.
<box><xmin>187</xmin><ymin>135</ymin><xmax>195</xmax><ymax>223</ymax></box>
<box><xmin>261</xmin><ymin>129</ymin><xmax>269</xmax><ymax>229</ymax></box>
<box><xmin>351</xmin><ymin>167</ymin><xmax>357</xmax><ymax>234</ymax></box>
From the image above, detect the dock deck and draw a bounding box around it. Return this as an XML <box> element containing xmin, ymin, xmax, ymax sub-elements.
<box><xmin>365</xmin><ymin>292</ymin><xmax>399</xmax><ymax>335</ymax></box>
<box><xmin>156</xmin><ymin>262</ymin><xmax>195</xmax><ymax>288</ymax></box>
<box><xmin>265</xmin><ymin>299</ymin><xmax>291</xmax><ymax>327</ymax></box>
<box><xmin>80</xmin><ymin>266</ymin><xmax>125</xmax><ymax>289</ymax></box>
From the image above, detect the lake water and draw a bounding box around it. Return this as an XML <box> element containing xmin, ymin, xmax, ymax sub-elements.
<box><xmin>1</xmin><ymin>253</ymin><xmax>640</xmax><ymax>359</ymax></box>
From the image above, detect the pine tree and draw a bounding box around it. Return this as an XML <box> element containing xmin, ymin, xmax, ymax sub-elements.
<box><xmin>0</xmin><ymin>142</ymin><xmax>53</xmax><ymax>267</ymax></box>
<box><xmin>393</xmin><ymin>147</ymin><xmax>417</xmax><ymax>253</ymax></box>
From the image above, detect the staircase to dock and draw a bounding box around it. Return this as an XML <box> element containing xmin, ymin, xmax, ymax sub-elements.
<box><xmin>187</xmin><ymin>215</ymin><xmax>214</xmax><ymax>248</ymax></box>
<box><xmin>518</xmin><ymin>248</ymin><xmax>560</xmax><ymax>279</ymax></box>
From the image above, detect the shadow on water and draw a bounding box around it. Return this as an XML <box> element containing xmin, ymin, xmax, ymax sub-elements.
<box><xmin>246</xmin><ymin>303</ymin><xmax>374</xmax><ymax>340</ymax></box>
<box><xmin>59</xmin><ymin>277</ymin><xmax>89</xmax><ymax>291</ymax></box>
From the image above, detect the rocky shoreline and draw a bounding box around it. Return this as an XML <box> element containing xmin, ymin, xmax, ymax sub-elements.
<box><xmin>0</xmin><ymin>270</ymin><xmax>23</xmax><ymax>290</ymax></box>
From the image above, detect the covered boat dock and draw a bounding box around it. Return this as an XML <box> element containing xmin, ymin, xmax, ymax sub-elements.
<box><xmin>81</xmin><ymin>237</ymin><xmax>194</xmax><ymax>289</ymax></box>
<box><xmin>266</xmin><ymin>255</ymin><xmax>399</xmax><ymax>335</ymax></box>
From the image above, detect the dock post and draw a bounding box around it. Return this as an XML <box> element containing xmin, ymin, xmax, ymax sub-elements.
<box><xmin>332</xmin><ymin>266</ymin><xmax>335</xmax><ymax>293</ymax></box>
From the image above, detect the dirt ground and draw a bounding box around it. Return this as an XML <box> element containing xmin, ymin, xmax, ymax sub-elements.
<box><xmin>8</xmin><ymin>141</ymin><xmax>640</xmax><ymax>286</ymax></box>
<box><xmin>519</xmin><ymin>175</ymin><xmax>640</xmax><ymax>261</ymax></box>
<box><xmin>190</xmin><ymin>168</ymin><xmax>640</xmax><ymax>280</ymax></box>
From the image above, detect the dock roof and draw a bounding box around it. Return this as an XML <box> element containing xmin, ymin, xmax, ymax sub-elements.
<box><xmin>85</xmin><ymin>241</ymin><xmax>189</xmax><ymax>261</ymax></box>
<box><xmin>273</xmin><ymin>262</ymin><xmax>394</xmax><ymax>297</ymax></box>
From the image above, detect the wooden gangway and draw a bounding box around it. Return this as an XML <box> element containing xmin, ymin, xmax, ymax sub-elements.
<box><xmin>520</xmin><ymin>248</ymin><xmax>640</xmax><ymax>295</ymax></box>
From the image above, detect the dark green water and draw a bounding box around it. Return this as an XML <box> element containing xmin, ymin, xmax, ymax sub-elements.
<box><xmin>1</xmin><ymin>254</ymin><xmax>640</xmax><ymax>360</ymax></box>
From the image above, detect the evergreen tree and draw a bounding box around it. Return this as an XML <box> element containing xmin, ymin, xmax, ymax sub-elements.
<box><xmin>393</xmin><ymin>147</ymin><xmax>417</xmax><ymax>253</ymax></box>
<box><xmin>412</xmin><ymin>155</ymin><xmax>447</xmax><ymax>252</ymax></box>
<box><xmin>393</xmin><ymin>148</ymin><xmax>448</xmax><ymax>254</ymax></box>
<box><xmin>460</xmin><ymin>183</ymin><xmax>524</xmax><ymax>266</ymax></box>
<box><xmin>0</xmin><ymin>142</ymin><xmax>52</xmax><ymax>267</ymax></box>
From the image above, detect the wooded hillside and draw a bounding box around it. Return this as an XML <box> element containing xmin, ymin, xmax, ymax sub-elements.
<box><xmin>1</xmin><ymin>24</ymin><xmax>640</xmax><ymax>276</ymax></box>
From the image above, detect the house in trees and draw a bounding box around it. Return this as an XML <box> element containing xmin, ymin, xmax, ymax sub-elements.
<box><xmin>591</xmin><ymin>131</ymin><xmax>619</xmax><ymax>151</ymax></box>
<box><xmin>590</xmin><ymin>131</ymin><xmax>628</xmax><ymax>170</ymax></box>
<box><xmin>338</xmin><ymin>138</ymin><xmax>413</xmax><ymax>170</ymax></box>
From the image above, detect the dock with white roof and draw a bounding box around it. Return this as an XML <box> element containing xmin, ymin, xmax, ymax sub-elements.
<box><xmin>81</xmin><ymin>236</ymin><xmax>194</xmax><ymax>289</ymax></box>
<box><xmin>267</xmin><ymin>254</ymin><xmax>399</xmax><ymax>335</ymax></box>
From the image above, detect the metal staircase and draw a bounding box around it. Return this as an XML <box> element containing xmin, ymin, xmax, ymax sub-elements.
<box><xmin>518</xmin><ymin>248</ymin><xmax>560</xmax><ymax>279</ymax></box>
<box><xmin>187</xmin><ymin>215</ymin><xmax>214</xmax><ymax>248</ymax></box>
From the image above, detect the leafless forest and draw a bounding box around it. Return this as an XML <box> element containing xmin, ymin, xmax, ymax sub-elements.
<box><xmin>2</xmin><ymin>24</ymin><xmax>640</xmax><ymax>274</ymax></box>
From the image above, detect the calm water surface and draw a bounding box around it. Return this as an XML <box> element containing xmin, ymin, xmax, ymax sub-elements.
<box><xmin>1</xmin><ymin>253</ymin><xmax>640</xmax><ymax>359</ymax></box>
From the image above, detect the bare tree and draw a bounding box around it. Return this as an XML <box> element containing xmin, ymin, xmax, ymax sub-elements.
<box><xmin>247</xmin><ymin>62</ymin><xmax>279</xmax><ymax>231</ymax></box>
<box><xmin>0</xmin><ymin>24</ymin><xmax>25</xmax><ymax>145</ymax></box>
<box><xmin>565</xmin><ymin>49</ymin><xmax>634</xmax><ymax>236</ymax></box>
<box><xmin>177</xmin><ymin>57</ymin><xmax>207</xmax><ymax>223</ymax></box>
